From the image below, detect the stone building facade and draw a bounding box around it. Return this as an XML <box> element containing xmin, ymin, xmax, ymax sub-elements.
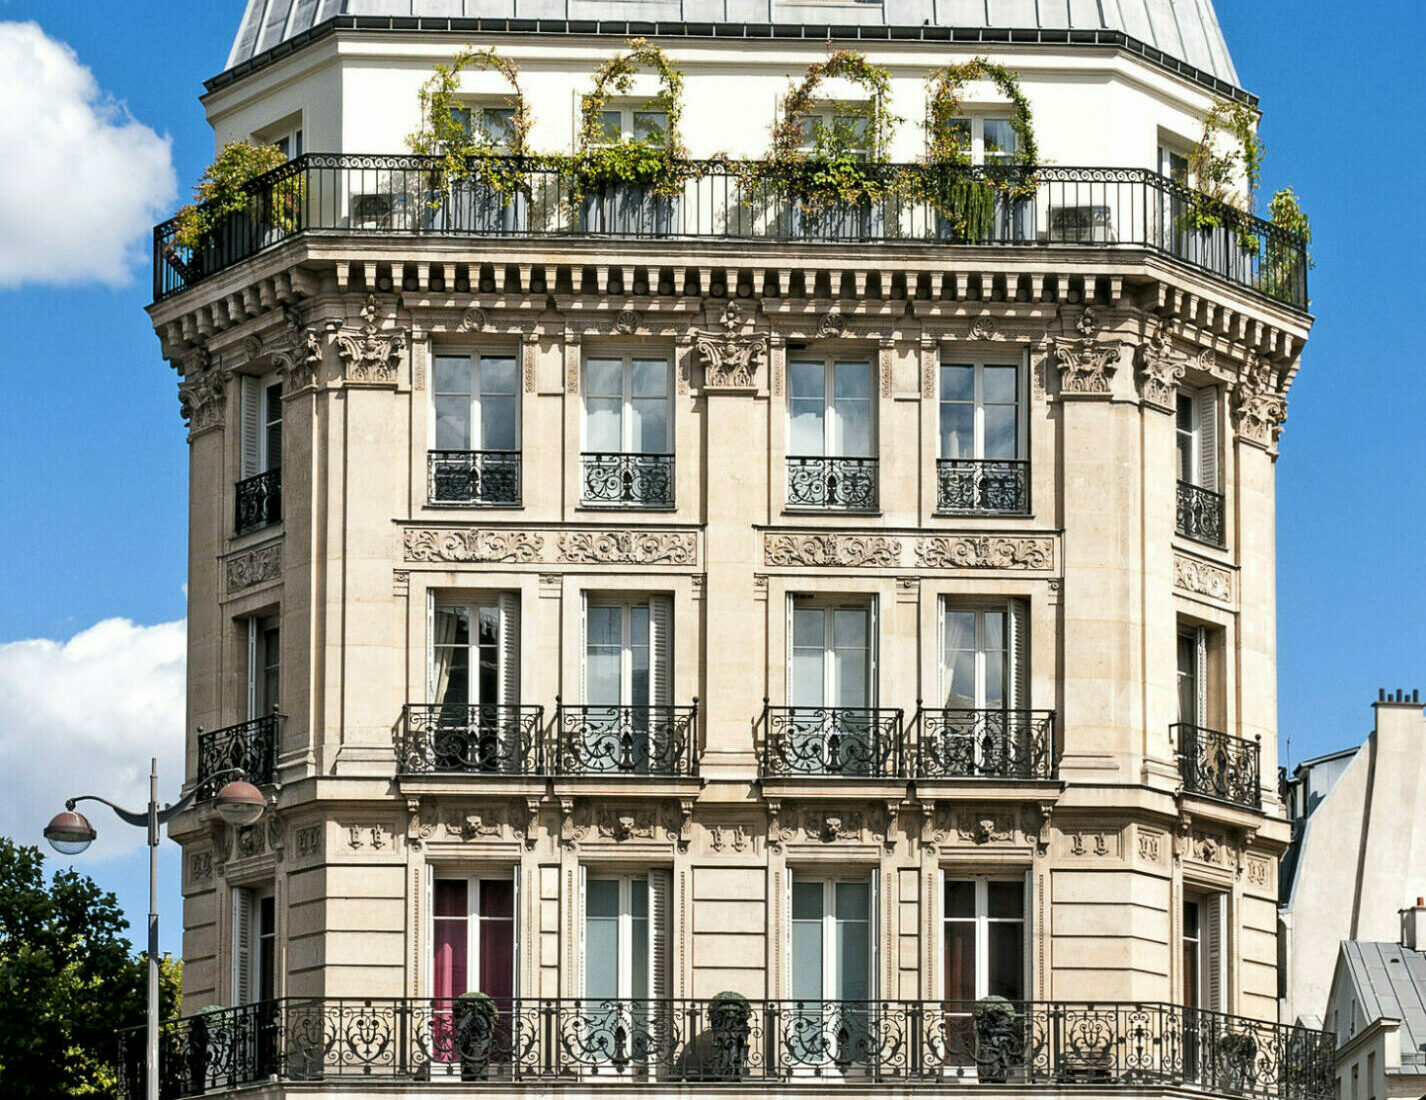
<box><xmin>139</xmin><ymin>1</ymin><xmax>1327</xmax><ymax>1095</ymax></box>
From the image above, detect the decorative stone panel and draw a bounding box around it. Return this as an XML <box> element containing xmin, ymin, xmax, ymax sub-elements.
<box><xmin>762</xmin><ymin>533</ymin><xmax>1056</xmax><ymax>573</ymax></box>
<box><xmin>403</xmin><ymin>527</ymin><xmax>698</xmax><ymax>567</ymax></box>
<box><xmin>224</xmin><ymin>543</ymin><xmax>282</xmax><ymax>595</ymax></box>
<box><xmin>1173</xmin><ymin>552</ymin><xmax>1235</xmax><ymax>606</ymax></box>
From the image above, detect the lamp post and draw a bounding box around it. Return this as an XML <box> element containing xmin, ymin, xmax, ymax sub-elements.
<box><xmin>43</xmin><ymin>758</ymin><xmax>265</xmax><ymax>1100</ymax></box>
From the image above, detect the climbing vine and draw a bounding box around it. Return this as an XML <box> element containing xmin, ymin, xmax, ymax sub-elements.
<box><xmin>568</xmin><ymin>39</ymin><xmax>689</xmax><ymax>197</ymax></box>
<box><xmin>917</xmin><ymin>57</ymin><xmax>1039</xmax><ymax>241</ymax></box>
<box><xmin>407</xmin><ymin>46</ymin><xmax>533</xmax><ymax>198</ymax></box>
<box><xmin>172</xmin><ymin>140</ymin><xmax>295</xmax><ymax>252</ymax></box>
<box><xmin>1185</xmin><ymin>99</ymin><xmax>1264</xmax><ymax>251</ymax></box>
<box><xmin>758</xmin><ymin>50</ymin><xmax>901</xmax><ymax>208</ymax></box>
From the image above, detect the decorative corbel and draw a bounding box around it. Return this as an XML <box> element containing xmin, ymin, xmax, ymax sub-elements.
<box><xmin>766</xmin><ymin>798</ymin><xmax>783</xmax><ymax>853</ymax></box>
<box><xmin>524</xmin><ymin>797</ymin><xmax>542</xmax><ymax>851</ymax></box>
<box><xmin>559</xmin><ymin>796</ymin><xmax>577</xmax><ymax>848</ymax></box>
<box><xmin>677</xmin><ymin>798</ymin><xmax>695</xmax><ymax>854</ymax></box>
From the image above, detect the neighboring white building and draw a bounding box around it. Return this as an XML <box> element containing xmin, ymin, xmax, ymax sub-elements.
<box><xmin>1281</xmin><ymin>692</ymin><xmax>1426</xmax><ymax>1027</ymax></box>
<box><xmin>1323</xmin><ymin>907</ymin><xmax>1426</xmax><ymax>1100</ymax></box>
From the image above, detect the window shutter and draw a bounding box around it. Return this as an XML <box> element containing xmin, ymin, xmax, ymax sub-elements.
<box><xmin>425</xmin><ymin>590</ymin><xmax>436</xmax><ymax>702</ymax></box>
<box><xmin>648</xmin><ymin>869</ymin><xmax>672</xmax><ymax>999</ymax></box>
<box><xmin>232</xmin><ymin>888</ymin><xmax>252</xmax><ymax>1005</ymax></box>
<box><xmin>511</xmin><ymin>864</ymin><xmax>522</xmax><ymax>997</ymax></box>
<box><xmin>785</xmin><ymin>596</ymin><xmax>796</xmax><ymax>707</ymax></box>
<box><xmin>578</xmin><ymin>593</ymin><xmax>589</xmax><ymax>705</ymax></box>
<box><xmin>577</xmin><ymin>865</ymin><xmax>588</xmax><ymax>998</ymax></box>
<box><xmin>869</xmin><ymin>598</ymin><xmax>880</xmax><ymax>707</ymax></box>
<box><xmin>869</xmin><ymin>870</ymin><xmax>881</xmax><ymax>999</ymax></box>
<box><xmin>240</xmin><ymin>376</ymin><xmax>261</xmax><ymax>479</ymax></box>
<box><xmin>784</xmin><ymin>868</ymin><xmax>794</xmax><ymax>999</ymax></box>
<box><xmin>1023</xmin><ymin>869</ymin><xmax>1034</xmax><ymax>999</ymax></box>
<box><xmin>246</xmin><ymin>617</ymin><xmax>259</xmax><ymax>721</ymax></box>
<box><xmin>1195</xmin><ymin>627</ymin><xmax>1208</xmax><ymax>729</ymax></box>
<box><xmin>649</xmin><ymin>595</ymin><xmax>673</xmax><ymax>707</ymax></box>
<box><xmin>1196</xmin><ymin>387</ymin><xmax>1218</xmax><ymax>491</ymax></box>
<box><xmin>498</xmin><ymin>593</ymin><xmax>521</xmax><ymax>706</ymax></box>
<box><xmin>1206</xmin><ymin>893</ymin><xmax>1225</xmax><ymax>1011</ymax></box>
<box><xmin>1008</xmin><ymin>599</ymin><xmax>1029</xmax><ymax>711</ymax></box>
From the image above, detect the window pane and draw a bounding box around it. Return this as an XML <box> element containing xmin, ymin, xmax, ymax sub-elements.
<box><xmin>791</xmin><ymin>881</ymin><xmax>824</xmax><ymax>1000</ymax></box>
<box><xmin>984</xmin><ymin>365</ymin><xmax>1017</xmax><ymax>404</ymax></box>
<box><xmin>481</xmin><ymin>394</ymin><xmax>517</xmax><ymax>451</ymax></box>
<box><xmin>435</xmin><ymin>356</ymin><xmax>472</xmax><ymax>394</ymax></box>
<box><xmin>587</xmin><ymin>877</ymin><xmax>620</xmax><ymax>918</ymax></box>
<box><xmin>834</xmin><ymin>645</ymin><xmax>868</xmax><ymax>708</ymax></box>
<box><xmin>984</xmin><ymin>119</ymin><xmax>1016</xmax><ymax>159</ymax></box>
<box><xmin>945</xmin><ymin>921</ymin><xmax>976</xmax><ymax>1002</ymax></box>
<box><xmin>598</xmin><ymin>111</ymin><xmax>622</xmax><ymax>143</ymax></box>
<box><xmin>1177</xmin><ymin>394</ymin><xmax>1195</xmax><ymax>432</ymax></box>
<box><xmin>836</xmin><ymin>881</ymin><xmax>869</xmax><ymax>921</ymax></box>
<box><xmin>631</xmin><ymin>397</ymin><xmax>668</xmax><ymax>453</ymax></box>
<box><xmin>632</xmin><ymin>359</ymin><xmax>668</xmax><ymax>398</ymax></box>
<box><xmin>481</xmin><ymin>107</ymin><xmax>516</xmax><ymax>148</ymax></box>
<box><xmin>984</xmin><ymin>611</ymin><xmax>1005</xmax><ymax>707</ymax></box>
<box><xmin>477</xmin><ymin>605</ymin><xmax>499</xmax><ymax>706</ymax></box>
<box><xmin>832</xmin><ymin>608</ymin><xmax>867</xmax><ymax>650</ymax></box>
<box><xmin>435</xmin><ymin>395</ymin><xmax>471</xmax><ymax>450</ymax></box>
<box><xmin>482</xmin><ymin>356</ymin><xmax>517</xmax><ymax>395</ymax></box>
<box><xmin>831</xmin><ymin>397</ymin><xmax>871</xmax><ymax>457</ymax></box>
<box><xmin>631</xmin><ymin>878</ymin><xmax>649</xmax><ymax>997</ymax></box>
<box><xmin>836</xmin><ymin>889</ymin><xmax>870</xmax><ymax>1001</ymax></box>
<box><xmin>633</xmin><ymin>111</ymin><xmax>667</xmax><ymax>143</ymax></box>
<box><xmin>834</xmin><ymin>361</ymin><xmax>870</xmax><ymax>400</ymax></box>
<box><xmin>585</xmin><ymin>397</ymin><xmax>622</xmax><ymax>452</ymax></box>
<box><xmin>436</xmin><ymin>879</ymin><xmax>469</xmax><ymax>918</ymax></box>
<box><xmin>987</xmin><ymin>921</ymin><xmax>1024</xmax><ymax>998</ymax></box>
<box><xmin>945</xmin><ymin>880</ymin><xmax>975</xmax><ymax>919</ymax></box>
<box><xmin>789</xmin><ymin>400</ymin><xmax>825</xmax><ymax>456</ymax></box>
<box><xmin>792</xmin><ymin>648</ymin><xmax>824</xmax><ymax>708</ymax></box>
<box><xmin>792</xmin><ymin>881</ymin><xmax>823</xmax><ymax>921</ymax></box>
<box><xmin>586</xmin><ymin>359</ymin><xmax>623</xmax><ymax>397</ymax></box>
<box><xmin>941</xmin><ymin>364</ymin><xmax>974</xmax><ymax>402</ymax></box>
<box><xmin>984</xmin><ymin>404</ymin><xmax>1017</xmax><ymax>461</ymax></box>
<box><xmin>789</xmin><ymin>361</ymin><xmax>825</xmax><ymax>400</ymax></box>
<box><xmin>940</xmin><ymin>403</ymin><xmax>973</xmax><ymax>460</ymax></box>
<box><xmin>987</xmin><ymin>881</ymin><xmax>1023</xmax><ymax>919</ymax></box>
<box><xmin>943</xmin><ymin>117</ymin><xmax>971</xmax><ymax>149</ymax></box>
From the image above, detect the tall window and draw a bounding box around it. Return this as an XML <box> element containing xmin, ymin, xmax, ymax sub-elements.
<box><xmin>240</xmin><ymin>375</ymin><xmax>282</xmax><ymax>478</ymax></box>
<box><xmin>790</xmin><ymin>599</ymin><xmax>872</xmax><ymax>712</ymax></box>
<box><xmin>582</xmin><ymin>354</ymin><xmax>674</xmax><ymax>508</ymax></box>
<box><xmin>942</xmin><ymin>603</ymin><xmax>1029</xmax><ymax>711</ymax></box>
<box><xmin>585</xmin><ymin>597</ymin><xmax>671</xmax><ymax>709</ymax></box>
<box><xmin>781</xmin><ymin>597</ymin><xmax>885</xmax><ymax>776</ymax></box>
<box><xmin>582</xmin><ymin>871</ymin><xmax>671</xmax><ymax>1000</ymax></box>
<box><xmin>944</xmin><ymin>876</ymin><xmax>1026</xmax><ymax>1003</ymax></box>
<box><xmin>232</xmin><ymin>885</ymin><xmax>276</xmax><ymax>1005</ymax></box>
<box><xmin>794</xmin><ymin>105</ymin><xmax>870</xmax><ymax>157</ymax></box>
<box><xmin>1182</xmin><ymin>892</ymin><xmax>1224</xmax><ymax>1011</ymax></box>
<box><xmin>791</xmin><ymin>877</ymin><xmax>873</xmax><ymax>1001</ymax></box>
<box><xmin>431</xmin><ymin>874</ymin><xmax>516</xmax><ymax>1003</ymax></box>
<box><xmin>940</xmin><ymin>116</ymin><xmax>1032</xmax><ymax>240</ymax></box>
<box><xmin>1177</xmin><ymin>628</ymin><xmax>1205</xmax><ymax>728</ymax></box>
<box><xmin>787</xmin><ymin>358</ymin><xmax>876</xmax><ymax>510</ymax></box>
<box><xmin>434</xmin><ymin>352</ymin><xmax>520</xmax><ymax>454</ymax></box>
<box><xmin>431</xmin><ymin>596</ymin><xmax>520</xmax><ymax>711</ymax></box>
<box><xmin>938</xmin><ymin>360</ymin><xmax>1025</xmax><ymax>513</ymax></box>
<box><xmin>246</xmin><ymin>615</ymin><xmax>279</xmax><ymax>720</ymax></box>
<box><xmin>1176</xmin><ymin>387</ymin><xmax>1218</xmax><ymax>491</ymax></box>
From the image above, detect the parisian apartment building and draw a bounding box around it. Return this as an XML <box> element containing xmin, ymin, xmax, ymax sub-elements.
<box><xmin>134</xmin><ymin>0</ymin><xmax>1326</xmax><ymax>1095</ymax></box>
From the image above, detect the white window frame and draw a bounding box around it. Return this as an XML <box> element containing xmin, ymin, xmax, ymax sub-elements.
<box><xmin>450</xmin><ymin>102</ymin><xmax>519</xmax><ymax>151</ymax></box>
<box><xmin>428</xmin><ymin>593</ymin><xmax>521</xmax><ymax>708</ymax></box>
<box><xmin>938</xmin><ymin>600</ymin><xmax>1028</xmax><ymax>712</ymax></box>
<box><xmin>1176</xmin><ymin>385</ymin><xmax>1218</xmax><ymax>492</ymax></box>
<box><xmin>577</xmin><ymin>868</ymin><xmax>671</xmax><ymax>1001</ymax></box>
<box><xmin>1182</xmin><ymin>889</ymin><xmax>1226</xmax><ymax>1012</ymax></box>
<box><xmin>787</xmin><ymin>596</ymin><xmax>877</xmax><ymax>709</ymax></box>
<box><xmin>581</xmin><ymin>351</ymin><xmax>673</xmax><ymax>456</ymax></box>
<box><xmin>425</xmin><ymin>867</ymin><xmax>520</xmax><ymax>1000</ymax></box>
<box><xmin>240</xmin><ymin>372</ymin><xmax>282</xmax><ymax>478</ymax></box>
<box><xmin>786</xmin><ymin>356</ymin><xmax>876</xmax><ymax>460</ymax></box>
<box><xmin>246</xmin><ymin>614</ymin><xmax>280</xmax><ymax>721</ymax></box>
<box><xmin>938</xmin><ymin>872</ymin><xmax>1031</xmax><ymax>1002</ymax></box>
<box><xmin>594</xmin><ymin>103</ymin><xmax>669</xmax><ymax>145</ymax></box>
<box><xmin>581</xmin><ymin>595</ymin><xmax>672</xmax><ymax>707</ymax></box>
<box><xmin>1177</xmin><ymin>625</ymin><xmax>1207</xmax><ymax>728</ymax></box>
<box><xmin>431</xmin><ymin>348</ymin><xmax>522</xmax><ymax>454</ymax></box>
<box><xmin>792</xmin><ymin>101</ymin><xmax>872</xmax><ymax>157</ymax></box>
<box><xmin>787</xmin><ymin>874</ymin><xmax>878</xmax><ymax>1000</ymax></box>
<box><xmin>937</xmin><ymin>357</ymin><xmax>1026</xmax><ymax>462</ymax></box>
<box><xmin>256</xmin><ymin>116</ymin><xmax>303</xmax><ymax>161</ymax></box>
<box><xmin>936</xmin><ymin>113</ymin><xmax>1017</xmax><ymax>165</ymax></box>
<box><xmin>231</xmin><ymin>883</ymin><xmax>275</xmax><ymax>1006</ymax></box>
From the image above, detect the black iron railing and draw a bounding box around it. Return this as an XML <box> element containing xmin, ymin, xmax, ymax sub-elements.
<box><xmin>1176</xmin><ymin>481</ymin><xmax>1225</xmax><ymax>546</ymax></box>
<box><xmin>152</xmin><ymin>156</ymin><xmax>1309</xmax><ymax>309</ymax></box>
<box><xmin>195</xmin><ymin>714</ymin><xmax>279</xmax><ymax>799</ymax></box>
<box><xmin>427</xmin><ymin>450</ymin><xmax>522</xmax><ymax>506</ymax></box>
<box><xmin>937</xmin><ymin>459</ymin><xmax>1030</xmax><ymax>515</ymax></box>
<box><xmin>761</xmin><ymin>704</ymin><xmax>904</xmax><ymax>778</ymax></box>
<box><xmin>786</xmin><ymin>456</ymin><xmax>879</xmax><ymax>511</ymax></box>
<box><xmin>120</xmin><ymin>998</ymin><xmax>1334</xmax><ymax>1099</ymax></box>
<box><xmin>556</xmin><ymin>701</ymin><xmax>698</xmax><ymax>776</ymax></box>
<box><xmin>234</xmin><ymin>468</ymin><xmax>281</xmax><ymax>535</ymax></box>
<box><xmin>398</xmin><ymin>704</ymin><xmax>545</xmax><ymax>776</ymax></box>
<box><xmin>1174</xmin><ymin>723</ymin><xmax>1261</xmax><ymax>809</ymax></box>
<box><xmin>918</xmin><ymin>709</ymin><xmax>1057</xmax><ymax>780</ymax></box>
<box><xmin>581</xmin><ymin>452</ymin><xmax>675</xmax><ymax>508</ymax></box>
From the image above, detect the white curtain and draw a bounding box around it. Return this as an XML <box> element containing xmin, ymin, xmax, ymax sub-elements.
<box><xmin>431</xmin><ymin>606</ymin><xmax>461</xmax><ymax>707</ymax></box>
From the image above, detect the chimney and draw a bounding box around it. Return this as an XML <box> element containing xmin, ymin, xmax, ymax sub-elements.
<box><xmin>1401</xmin><ymin>900</ymin><xmax>1426</xmax><ymax>951</ymax></box>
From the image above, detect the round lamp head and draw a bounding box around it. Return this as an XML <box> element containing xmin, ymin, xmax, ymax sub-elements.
<box><xmin>44</xmin><ymin>810</ymin><xmax>96</xmax><ymax>855</ymax></box>
<box><xmin>214</xmin><ymin>780</ymin><xmax>266</xmax><ymax>827</ymax></box>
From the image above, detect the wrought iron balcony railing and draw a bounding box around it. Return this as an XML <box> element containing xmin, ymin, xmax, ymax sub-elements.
<box><xmin>152</xmin><ymin>156</ymin><xmax>1309</xmax><ymax>309</ymax></box>
<box><xmin>427</xmin><ymin>450</ymin><xmax>522</xmax><ymax>506</ymax></box>
<box><xmin>398</xmin><ymin>704</ymin><xmax>545</xmax><ymax>776</ymax></box>
<box><xmin>761</xmin><ymin>704</ymin><xmax>904</xmax><ymax>778</ymax></box>
<box><xmin>1176</xmin><ymin>480</ymin><xmax>1225</xmax><ymax>546</ymax></box>
<box><xmin>195</xmin><ymin>713</ymin><xmax>279</xmax><ymax>799</ymax></box>
<box><xmin>120</xmin><ymin>997</ymin><xmax>1334</xmax><ymax>1099</ymax></box>
<box><xmin>234</xmin><ymin>468</ymin><xmax>281</xmax><ymax>535</ymax></box>
<box><xmin>786</xmin><ymin>456</ymin><xmax>879</xmax><ymax>511</ymax></box>
<box><xmin>581</xmin><ymin>452</ymin><xmax>675</xmax><ymax>508</ymax></box>
<box><xmin>918</xmin><ymin>709</ymin><xmax>1057</xmax><ymax>780</ymax></box>
<box><xmin>556</xmin><ymin>701</ymin><xmax>698</xmax><ymax>777</ymax></box>
<box><xmin>1174</xmin><ymin>723</ymin><xmax>1261</xmax><ymax>809</ymax></box>
<box><xmin>937</xmin><ymin>459</ymin><xmax>1030</xmax><ymax>515</ymax></box>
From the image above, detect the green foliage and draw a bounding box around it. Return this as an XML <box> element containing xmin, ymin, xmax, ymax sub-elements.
<box><xmin>0</xmin><ymin>837</ymin><xmax>180</xmax><ymax>1098</ymax></box>
<box><xmin>407</xmin><ymin>46</ymin><xmax>532</xmax><ymax>200</ymax></box>
<box><xmin>172</xmin><ymin>141</ymin><xmax>293</xmax><ymax>252</ymax></box>
<box><xmin>1186</xmin><ymin>100</ymin><xmax>1265</xmax><ymax>252</ymax></box>
<box><xmin>566</xmin><ymin>39</ymin><xmax>690</xmax><ymax>198</ymax></box>
<box><xmin>1261</xmin><ymin>186</ymin><xmax>1313</xmax><ymax>304</ymax></box>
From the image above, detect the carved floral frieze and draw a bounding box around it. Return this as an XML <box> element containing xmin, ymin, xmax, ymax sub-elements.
<box><xmin>562</xmin><ymin>801</ymin><xmax>684</xmax><ymax>848</ymax></box>
<box><xmin>764</xmin><ymin>534</ymin><xmax>901</xmax><ymax>568</ymax></box>
<box><xmin>694</xmin><ymin>303</ymin><xmax>765</xmax><ymax>390</ymax></box>
<box><xmin>402</xmin><ymin>527</ymin><xmax>698</xmax><ymax>567</ymax></box>
<box><xmin>1052</xmin><ymin>308</ymin><xmax>1123</xmax><ymax>395</ymax></box>
<box><xmin>404</xmin><ymin>528</ymin><xmax>544</xmax><ymax>563</ymax></box>
<box><xmin>1173</xmin><ymin>553</ymin><xmax>1234</xmax><ymax>604</ymax></box>
<box><xmin>557</xmin><ymin>531</ymin><xmax>697</xmax><ymax>566</ymax></box>
<box><xmin>337</xmin><ymin>295</ymin><xmax>405</xmax><ymax>384</ymax></box>
<box><xmin>915</xmin><ymin>536</ymin><xmax>1054</xmax><ymax>571</ymax></box>
<box><xmin>758</xmin><ymin>533</ymin><xmax>1056</xmax><ymax>572</ymax></box>
<box><xmin>225</xmin><ymin>544</ymin><xmax>282</xmax><ymax>594</ymax></box>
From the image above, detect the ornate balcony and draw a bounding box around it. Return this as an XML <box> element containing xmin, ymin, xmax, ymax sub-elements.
<box><xmin>936</xmin><ymin>460</ymin><xmax>1030</xmax><ymax>515</ymax></box>
<box><xmin>427</xmin><ymin>450</ymin><xmax>522</xmax><ymax>506</ymax></box>
<box><xmin>1176</xmin><ymin>481</ymin><xmax>1225</xmax><ymax>546</ymax></box>
<box><xmin>1173</xmin><ymin>723</ymin><xmax>1261</xmax><ymax>809</ymax></box>
<box><xmin>234</xmin><ymin>468</ymin><xmax>281</xmax><ymax>535</ymax></box>
<box><xmin>918</xmin><ymin>709</ymin><xmax>1057</xmax><ymax>780</ymax></box>
<box><xmin>398</xmin><ymin>704</ymin><xmax>544</xmax><ymax>776</ymax></box>
<box><xmin>761</xmin><ymin>705</ymin><xmax>904</xmax><ymax>778</ymax></box>
<box><xmin>580</xmin><ymin>452</ymin><xmax>675</xmax><ymax>509</ymax></box>
<box><xmin>786</xmin><ymin>456</ymin><xmax>879</xmax><ymax>511</ymax></box>
<box><xmin>152</xmin><ymin>157</ymin><xmax>1309</xmax><ymax>310</ymax></box>
<box><xmin>556</xmin><ymin>701</ymin><xmax>698</xmax><ymax>777</ymax></box>
<box><xmin>195</xmin><ymin>714</ymin><xmax>279</xmax><ymax>799</ymax></box>
<box><xmin>120</xmin><ymin>997</ymin><xmax>1334</xmax><ymax>1099</ymax></box>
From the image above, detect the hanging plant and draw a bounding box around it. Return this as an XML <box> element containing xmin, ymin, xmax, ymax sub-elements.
<box><xmin>757</xmin><ymin>50</ymin><xmax>900</xmax><ymax>209</ymax></box>
<box><xmin>1262</xmin><ymin>185</ymin><xmax>1313</xmax><ymax>303</ymax></box>
<box><xmin>407</xmin><ymin>46</ymin><xmax>533</xmax><ymax>199</ymax></box>
<box><xmin>567</xmin><ymin>39</ymin><xmax>689</xmax><ymax>198</ymax></box>
<box><xmin>172</xmin><ymin>140</ymin><xmax>296</xmax><ymax>252</ymax></box>
<box><xmin>917</xmin><ymin>57</ymin><xmax>1039</xmax><ymax>241</ymax></box>
<box><xmin>1185</xmin><ymin>99</ymin><xmax>1264</xmax><ymax>253</ymax></box>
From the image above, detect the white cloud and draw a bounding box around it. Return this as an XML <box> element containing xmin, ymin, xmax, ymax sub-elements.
<box><xmin>0</xmin><ymin>22</ymin><xmax>177</xmax><ymax>288</ymax></box>
<box><xmin>0</xmin><ymin>618</ymin><xmax>186</xmax><ymax>859</ymax></box>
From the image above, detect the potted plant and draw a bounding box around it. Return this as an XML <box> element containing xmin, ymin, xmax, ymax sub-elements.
<box><xmin>1217</xmin><ymin>1030</ymin><xmax>1258</xmax><ymax>1093</ymax></box>
<box><xmin>170</xmin><ymin>141</ymin><xmax>299</xmax><ymax>278</ymax></box>
<box><xmin>707</xmin><ymin>991</ymin><xmax>753</xmax><ymax>1080</ymax></box>
<box><xmin>972</xmin><ymin>995</ymin><xmax>1020</xmax><ymax>1083</ymax></box>
<box><xmin>454</xmin><ymin>991</ymin><xmax>499</xmax><ymax>1080</ymax></box>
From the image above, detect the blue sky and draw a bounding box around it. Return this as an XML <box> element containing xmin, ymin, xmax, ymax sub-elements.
<box><xmin>0</xmin><ymin>1</ymin><xmax>1423</xmax><ymax>959</ymax></box>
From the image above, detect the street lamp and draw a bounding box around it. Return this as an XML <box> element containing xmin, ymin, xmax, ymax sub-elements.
<box><xmin>44</xmin><ymin>758</ymin><xmax>265</xmax><ymax>1100</ymax></box>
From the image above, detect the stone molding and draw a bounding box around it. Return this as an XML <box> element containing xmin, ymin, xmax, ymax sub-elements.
<box><xmin>1134</xmin><ymin>319</ymin><xmax>1185</xmax><ymax>413</ymax></box>
<box><xmin>764</xmin><ymin>534</ymin><xmax>901</xmax><ymax>568</ymax></box>
<box><xmin>762</xmin><ymin>533</ymin><xmax>1056</xmax><ymax>572</ymax></box>
<box><xmin>1233</xmin><ymin>353</ymin><xmax>1289</xmax><ymax>448</ymax></box>
<box><xmin>224</xmin><ymin>543</ymin><xmax>283</xmax><ymax>595</ymax></box>
<box><xmin>693</xmin><ymin>302</ymin><xmax>765</xmax><ymax>391</ymax></box>
<box><xmin>1173</xmin><ymin>552</ymin><xmax>1234</xmax><ymax>605</ymax></box>
<box><xmin>177</xmin><ymin>348</ymin><xmax>224</xmax><ymax>435</ymax></box>
<box><xmin>337</xmin><ymin>294</ymin><xmax>405</xmax><ymax>384</ymax></box>
<box><xmin>1051</xmin><ymin>308</ymin><xmax>1123</xmax><ymax>396</ymax></box>
<box><xmin>404</xmin><ymin>527</ymin><xmax>698</xmax><ymax>567</ymax></box>
<box><xmin>914</xmin><ymin>535</ymin><xmax>1055</xmax><ymax>571</ymax></box>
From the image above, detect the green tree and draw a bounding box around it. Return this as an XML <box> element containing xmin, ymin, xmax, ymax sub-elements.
<box><xmin>0</xmin><ymin>838</ymin><xmax>180</xmax><ymax>1098</ymax></box>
